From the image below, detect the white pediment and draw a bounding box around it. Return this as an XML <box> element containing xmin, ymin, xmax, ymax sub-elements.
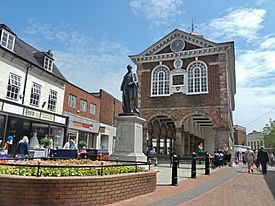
<box><xmin>133</xmin><ymin>29</ymin><xmax>218</xmax><ymax>58</ymax></box>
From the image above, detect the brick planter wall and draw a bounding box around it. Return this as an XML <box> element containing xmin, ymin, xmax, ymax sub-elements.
<box><xmin>0</xmin><ymin>171</ymin><xmax>156</xmax><ymax>206</ymax></box>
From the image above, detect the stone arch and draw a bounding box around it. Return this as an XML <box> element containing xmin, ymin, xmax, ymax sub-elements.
<box><xmin>178</xmin><ymin>111</ymin><xmax>217</xmax><ymax>128</ymax></box>
<box><xmin>144</xmin><ymin>111</ymin><xmax>178</xmax><ymax>128</ymax></box>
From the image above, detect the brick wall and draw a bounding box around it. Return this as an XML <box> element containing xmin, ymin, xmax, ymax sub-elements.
<box><xmin>63</xmin><ymin>83</ymin><xmax>100</xmax><ymax>121</ymax></box>
<box><xmin>99</xmin><ymin>89</ymin><xmax>122</xmax><ymax>126</ymax></box>
<box><xmin>0</xmin><ymin>171</ymin><xmax>156</xmax><ymax>206</ymax></box>
<box><xmin>139</xmin><ymin>53</ymin><xmax>232</xmax><ymax>130</ymax></box>
<box><xmin>234</xmin><ymin>129</ymin><xmax>246</xmax><ymax>145</ymax></box>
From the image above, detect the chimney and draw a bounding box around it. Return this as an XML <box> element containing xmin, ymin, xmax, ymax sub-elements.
<box><xmin>47</xmin><ymin>50</ymin><xmax>54</xmax><ymax>58</ymax></box>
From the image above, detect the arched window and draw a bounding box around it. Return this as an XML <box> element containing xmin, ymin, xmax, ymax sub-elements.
<box><xmin>151</xmin><ymin>66</ymin><xmax>170</xmax><ymax>96</ymax></box>
<box><xmin>187</xmin><ymin>61</ymin><xmax>208</xmax><ymax>94</ymax></box>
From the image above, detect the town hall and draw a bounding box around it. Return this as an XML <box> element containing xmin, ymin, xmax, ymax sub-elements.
<box><xmin>129</xmin><ymin>29</ymin><xmax>236</xmax><ymax>156</ymax></box>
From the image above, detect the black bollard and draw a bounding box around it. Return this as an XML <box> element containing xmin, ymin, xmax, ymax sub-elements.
<box><xmin>191</xmin><ymin>152</ymin><xmax>197</xmax><ymax>178</ymax></box>
<box><xmin>205</xmin><ymin>152</ymin><xmax>210</xmax><ymax>175</ymax></box>
<box><xmin>171</xmin><ymin>155</ymin><xmax>178</xmax><ymax>185</ymax></box>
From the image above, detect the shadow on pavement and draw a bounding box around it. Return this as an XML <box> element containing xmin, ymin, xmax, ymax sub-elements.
<box><xmin>264</xmin><ymin>170</ymin><xmax>275</xmax><ymax>200</ymax></box>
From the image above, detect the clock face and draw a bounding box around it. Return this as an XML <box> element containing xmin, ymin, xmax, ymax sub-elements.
<box><xmin>170</xmin><ymin>39</ymin><xmax>185</xmax><ymax>53</ymax></box>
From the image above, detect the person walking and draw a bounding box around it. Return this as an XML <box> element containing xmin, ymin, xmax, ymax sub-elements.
<box><xmin>245</xmin><ymin>148</ymin><xmax>255</xmax><ymax>173</ymax></box>
<box><xmin>257</xmin><ymin>146</ymin><xmax>269</xmax><ymax>174</ymax></box>
<box><xmin>17</xmin><ymin>136</ymin><xmax>29</xmax><ymax>161</ymax></box>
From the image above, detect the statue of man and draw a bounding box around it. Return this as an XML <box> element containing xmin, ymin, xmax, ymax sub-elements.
<box><xmin>120</xmin><ymin>65</ymin><xmax>140</xmax><ymax>116</ymax></box>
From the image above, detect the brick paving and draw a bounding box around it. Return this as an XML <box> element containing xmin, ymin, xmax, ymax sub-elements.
<box><xmin>110</xmin><ymin>165</ymin><xmax>275</xmax><ymax>206</ymax></box>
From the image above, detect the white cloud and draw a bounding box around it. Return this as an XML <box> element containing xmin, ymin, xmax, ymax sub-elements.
<box><xmin>255</xmin><ymin>0</ymin><xmax>271</xmax><ymax>5</ymax></box>
<box><xmin>23</xmin><ymin>21</ymin><xmax>131</xmax><ymax>100</ymax></box>
<box><xmin>129</xmin><ymin>0</ymin><xmax>184</xmax><ymax>26</ymax></box>
<box><xmin>24</xmin><ymin>19</ymin><xmax>92</xmax><ymax>50</ymax></box>
<box><xmin>236</xmin><ymin>50</ymin><xmax>275</xmax><ymax>85</ymax></box>
<box><xmin>205</xmin><ymin>8</ymin><xmax>266</xmax><ymax>41</ymax></box>
<box><xmin>234</xmin><ymin>87</ymin><xmax>275</xmax><ymax>132</ymax></box>
<box><xmin>260</xmin><ymin>37</ymin><xmax>275</xmax><ymax>50</ymax></box>
<box><xmin>234</xmin><ymin>48</ymin><xmax>275</xmax><ymax>132</ymax></box>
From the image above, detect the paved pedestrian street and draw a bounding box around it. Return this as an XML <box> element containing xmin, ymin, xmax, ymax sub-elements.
<box><xmin>111</xmin><ymin>164</ymin><xmax>275</xmax><ymax>206</ymax></box>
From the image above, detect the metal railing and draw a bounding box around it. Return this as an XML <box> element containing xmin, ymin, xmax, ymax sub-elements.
<box><xmin>0</xmin><ymin>157</ymin><xmax>151</xmax><ymax>177</ymax></box>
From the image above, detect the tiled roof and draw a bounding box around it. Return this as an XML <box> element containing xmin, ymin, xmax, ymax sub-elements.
<box><xmin>0</xmin><ymin>23</ymin><xmax>66</xmax><ymax>81</ymax></box>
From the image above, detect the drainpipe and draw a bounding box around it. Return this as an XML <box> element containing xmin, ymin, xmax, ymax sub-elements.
<box><xmin>22</xmin><ymin>65</ymin><xmax>32</xmax><ymax>105</ymax></box>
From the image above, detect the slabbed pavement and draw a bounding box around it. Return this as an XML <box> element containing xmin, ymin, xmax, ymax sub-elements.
<box><xmin>111</xmin><ymin>163</ymin><xmax>275</xmax><ymax>206</ymax></box>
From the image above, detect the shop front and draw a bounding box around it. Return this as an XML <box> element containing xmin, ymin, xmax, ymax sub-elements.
<box><xmin>0</xmin><ymin>100</ymin><xmax>67</xmax><ymax>155</ymax></box>
<box><xmin>64</xmin><ymin>112</ymin><xmax>100</xmax><ymax>149</ymax></box>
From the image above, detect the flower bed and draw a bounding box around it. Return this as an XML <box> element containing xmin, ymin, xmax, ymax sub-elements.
<box><xmin>0</xmin><ymin>159</ymin><xmax>145</xmax><ymax>177</ymax></box>
<box><xmin>0</xmin><ymin>159</ymin><xmax>156</xmax><ymax>205</ymax></box>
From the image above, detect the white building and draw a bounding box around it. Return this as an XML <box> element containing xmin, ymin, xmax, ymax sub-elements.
<box><xmin>0</xmin><ymin>24</ymin><xmax>67</xmax><ymax>154</ymax></box>
<box><xmin>246</xmin><ymin>130</ymin><xmax>264</xmax><ymax>150</ymax></box>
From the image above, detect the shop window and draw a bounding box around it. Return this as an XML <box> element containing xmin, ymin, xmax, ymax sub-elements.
<box><xmin>48</xmin><ymin>90</ymin><xmax>57</xmax><ymax>111</ymax></box>
<box><xmin>50</xmin><ymin>126</ymin><xmax>64</xmax><ymax>148</ymax></box>
<box><xmin>32</xmin><ymin>123</ymin><xmax>49</xmax><ymax>143</ymax></box>
<box><xmin>80</xmin><ymin>99</ymin><xmax>87</xmax><ymax>112</ymax></box>
<box><xmin>6</xmin><ymin>73</ymin><xmax>21</xmax><ymax>100</ymax></box>
<box><xmin>0</xmin><ymin>115</ymin><xmax>5</xmax><ymax>147</ymax></box>
<box><xmin>68</xmin><ymin>94</ymin><xmax>76</xmax><ymax>108</ymax></box>
<box><xmin>30</xmin><ymin>82</ymin><xmax>41</xmax><ymax>106</ymax></box>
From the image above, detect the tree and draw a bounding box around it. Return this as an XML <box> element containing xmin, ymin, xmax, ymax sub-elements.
<box><xmin>262</xmin><ymin>119</ymin><xmax>275</xmax><ymax>151</ymax></box>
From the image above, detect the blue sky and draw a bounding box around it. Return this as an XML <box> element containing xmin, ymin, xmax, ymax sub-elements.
<box><xmin>1</xmin><ymin>0</ymin><xmax>275</xmax><ymax>133</ymax></box>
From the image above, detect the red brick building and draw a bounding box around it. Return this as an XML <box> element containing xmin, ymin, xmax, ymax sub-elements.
<box><xmin>92</xmin><ymin>89</ymin><xmax>122</xmax><ymax>152</ymax></box>
<box><xmin>63</xmin><ymin>83</ymin><xmax>100</xmax><ymax>148</ymax></box>
<box><xmin>129</xmin><ymin>29</ymin><xmax>236</xmax><ymax>155</ymax></box>
<box><xmin>233</xmin><ymin>125</ymin><xmax>246</xmax><ymax>146</ymax></box>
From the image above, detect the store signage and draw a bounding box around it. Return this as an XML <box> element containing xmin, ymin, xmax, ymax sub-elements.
<box><xmin>40</xmin><ymin>112</ymin><xmax>54</xmax><ymax>122</ymax></box>
<box><xmin>64</xmin><ymin>112</ymin><xmax>100</xmax><ymax>133</ymax></box>
<box><xmin>54</xmin><ymin>115</ymin><xmax>66</xmax><ymax>124</ymax></box>
<box><xmin>3</xmin><ymin>103</ymin><xmax>23</xmax><ymax>115</ymax></box>
<box><xmin>73</xmin><ymin>121</ymin><xmax>94</xmax><ymax>130</ymax></box>
<box><xmin>24</xmin><ymin>108</ymin><xmax>41</xmax><ymax>119</ymax></box>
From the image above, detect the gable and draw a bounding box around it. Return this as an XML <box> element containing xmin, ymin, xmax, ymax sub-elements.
<box><xmin>135</xmin><ymin>29</ymin><xmax>217</xmax><ymax>57</ymax></box>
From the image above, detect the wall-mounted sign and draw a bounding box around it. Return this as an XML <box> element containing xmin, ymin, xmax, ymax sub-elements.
<box><xmin>172</xmin><ymin>75</ymin><xmax>184</xmax><ymax>86</ymax></box>
<box><xmin>40</xmin><ymin>112</ymin><xmax>54</xmax><ymax>122</ymax></box>
<box><xmin>73</xmin><ymin>121</ymin><xmax>94</xmax><ymax>130</ymax></box>
<box><xmin>64</xmin><ymin>112</ymin><xmax>100</xmax><ymax>133</ymax></box>
<box><xmin>3</xmin><ymin>103</ymin><xmax>24</xmax><ymax>115</ymax></box>
<box><xmin>24</xmin><ymin>108</ymin><xmax>41</xmax><ymax>119</ymax></box>
<box><xmin>54</xmin><ymin>115</ymin><xmax>66</xmax><ymax>124</ymax></box>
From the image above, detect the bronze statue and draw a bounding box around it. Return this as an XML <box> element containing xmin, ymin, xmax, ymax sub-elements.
<box><xmin>120</xmin><ymin>65</ymin><xmax>140</xmax><ymax>116</ymax></box>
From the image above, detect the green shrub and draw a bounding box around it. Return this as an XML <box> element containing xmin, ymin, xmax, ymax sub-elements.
<box><xmin>0</xmin><ymin>160</ymin><xmax>145</xmax><ymax>177</ymax></box>
<box><xmin>78</xmin><ymin>140</ymin><xmax>87</xmax><ymax>149</ymax></box>
<box><xmin>40</xmin><ymin>137</ymin><xmax>52</xmax><ymax>148</ymax></box>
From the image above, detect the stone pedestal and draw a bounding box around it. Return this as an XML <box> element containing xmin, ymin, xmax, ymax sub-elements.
<box><xmin>109</xmin><ymin>115</ymin><xmax>147</xmax><ymax>162</ymax></box>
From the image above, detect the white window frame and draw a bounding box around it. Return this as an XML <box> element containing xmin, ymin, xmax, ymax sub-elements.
<box><xmin>68</xmin><ymin>94</ymin><xmax>77</xmax><ymax>108</ymax></box>
<box><xmin>151</xmin><ymin>65</ymin><xmax>170</xmax><ymax>97</ymax></box>
<box><xmin>90</xmin><ymin>103</ymin><xmax>96</xmax><ymax>115</ymax></box>
<box><xmin>30</xmin><ymin>82</ymin><xmax>42</xmax><ymax>106</ymax></box>
<box><xmin>80</xmin><ymin>99</ymin><xmax>87</xmax><ymax>112</ymax></box>
<box><xmin>44</xmin><ymin>56</ymin><xmax>53</xmax><ymax>72</ymax></box>
<box><xmin>186</xmin><ymin>60</ymin><xmax>208</xmax><ymax>95</ymax></box>
<box><xmin>48</xmin><ymin>90</ymin><xmax>57</xmax><ymax>111</ymax></box>
<box><xmin>6</xmin><ymin>73</ymin><xmax>21</xmax><ymax>100</ymax></box>
<box><xmin>0</xmin><ymin>29</ymin><xmax>15</xmax><ymax>51</ymax></box>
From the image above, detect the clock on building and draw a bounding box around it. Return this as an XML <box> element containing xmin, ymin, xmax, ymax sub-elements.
<box><xmin>170</xmin><ymin>39</ymin><xmax>185</xmax><ymax>53</ymax></box>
